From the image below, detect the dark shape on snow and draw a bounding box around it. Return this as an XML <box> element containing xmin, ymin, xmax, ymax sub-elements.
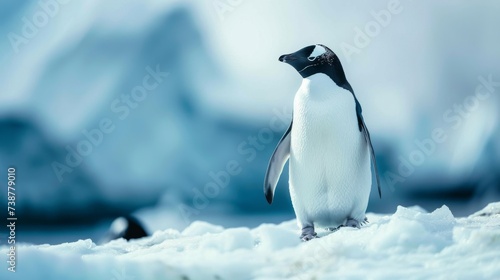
<box><xmin>106</xmin><ymin>216</ymin><xmax>148</xmax><ymax>241</ymax></box>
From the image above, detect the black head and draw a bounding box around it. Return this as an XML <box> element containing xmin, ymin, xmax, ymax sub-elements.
<box><xmin>107</xmin><ymin>216</ymin><xmax>148</xmax><ymax>241</ymax></box>
<box><xmin>279</xmin><ymin>44</ymin><xmax>349</xmax><ymax>87</ymax></box>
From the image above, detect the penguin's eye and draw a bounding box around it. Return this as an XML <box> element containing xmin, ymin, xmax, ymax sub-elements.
<box><xmin>307</xmin><ymin>56</ymin><xmax>316</xmax><ymax>61</ymax></box>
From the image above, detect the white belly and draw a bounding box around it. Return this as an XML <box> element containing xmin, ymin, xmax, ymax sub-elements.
<box><xmin>289</xmin><ymin>73</ymin><xmax>371</xmax><ymax>228</ymax></box>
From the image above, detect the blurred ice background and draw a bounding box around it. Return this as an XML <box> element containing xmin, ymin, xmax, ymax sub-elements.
<box><xmin>0</xmin><ymin>0</ymin><xmax>499</xmax><ymax>244</ymax></box>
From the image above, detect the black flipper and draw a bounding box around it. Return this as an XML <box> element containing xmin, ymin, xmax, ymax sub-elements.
<box><xmin>355</xmin><ymin>98</ymin><xmax>382</xmax><ymax>198</ymax></box>
<box><xmin>264</xmin><ymin>121</ymin><xmax>292</xmax><ymax>204</ymax></box>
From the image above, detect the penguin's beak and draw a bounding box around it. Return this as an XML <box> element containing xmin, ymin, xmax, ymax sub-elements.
<box><xmin>278</xmin><ymin>54</ymin><xmax>296</xmax><ymax>63</ymax></box>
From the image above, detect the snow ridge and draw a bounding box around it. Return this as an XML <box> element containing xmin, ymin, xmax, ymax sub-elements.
<box><xmin>2</xmin><ymin>204</ymin><xmax>500</xmax><ymax>279</ymax></box>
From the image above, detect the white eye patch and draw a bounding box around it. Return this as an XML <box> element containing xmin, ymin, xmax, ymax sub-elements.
<box><xmin>308</xmin><ymin>45</ymin><xmax>326</xmax><ymax>61</ymax></box>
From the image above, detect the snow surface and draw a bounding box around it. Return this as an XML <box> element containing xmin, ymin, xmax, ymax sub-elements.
<box><xmin>2</xmin><ymin>203</ymin><xmax>500</xmax><ymax>280</ymax></box>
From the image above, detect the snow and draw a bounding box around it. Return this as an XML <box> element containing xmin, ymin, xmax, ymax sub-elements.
<box><xmin>2</xmin><ymin>203</ymin><xmax>500</xmax><ymax>279</ymax></box>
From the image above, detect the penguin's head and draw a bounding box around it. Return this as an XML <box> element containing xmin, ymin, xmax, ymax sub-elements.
<box><xmin>279</xmin><ymin>44</ymin><xmax>344</xmax><ymax>79</ymax></box>
<box><xmin>106</xmin><ymin>216</ymin><xmax>148</xmax><ymax>241</ymax></box>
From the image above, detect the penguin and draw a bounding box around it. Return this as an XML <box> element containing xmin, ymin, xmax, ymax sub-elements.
<box><xmin>103</xmin><ymin>216</ymin><xmax>148</xmax><ymax>242</ymax></box>
<box><xmin>264</xmin><ymin>44</ymin><xmax>381</xmax><ymax>241</ymax></box>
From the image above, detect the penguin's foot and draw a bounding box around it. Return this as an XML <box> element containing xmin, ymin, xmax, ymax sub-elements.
<box><xmin>300</xmin><ymin>225</ymin><xmax>318</xmax><ymax>242</ymax></box>
<box><xmin>345</xmin><ymin>218</ymin><xmax>362</xmax><ymax>229</ymax></box>
<box><xmin>327</xmin><ymin>218</ymin><xmax>368</xmax><ymax>231</ymax></box>
<box><xmin>301</xmin><ymin>233</ymin><xmax>318</xmax><ymax>241</ymax></box>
